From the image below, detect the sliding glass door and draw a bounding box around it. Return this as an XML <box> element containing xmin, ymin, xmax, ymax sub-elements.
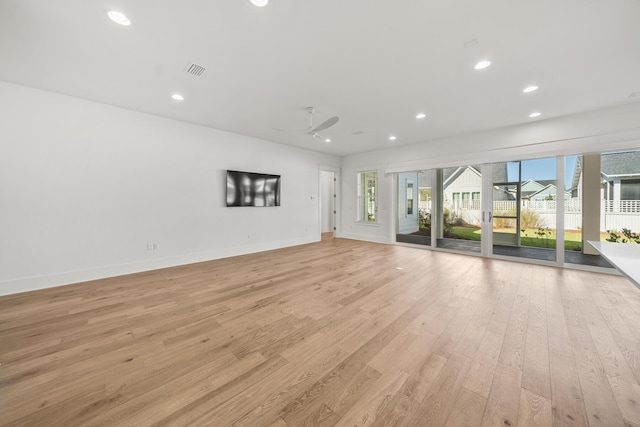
<box><xmin>394</xmin><ymin>151</ymin><xmax>635</xmax><ymax>271</ymax></box>
<box><xmin>435</xmin><ymin>166</ymin><xmax>483</xmax><ymax>253</ymax></box>
<box><xmin>491</xmin><ymin>162</ymin><xmax>520</xmax><ymax>248</ymax></box>
<box><xmin>489</xmin><ymin>158</ymin><xmax>558</xmax><ymax>262</ymax></box>
<box><xmin>396</xmin><ymin>171</ymin><xmax>432</xmax><ymax>246</ymax></box>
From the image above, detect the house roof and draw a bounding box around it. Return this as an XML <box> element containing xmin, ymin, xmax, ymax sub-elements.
<box><xmin>443</xmin><ymin>166</ymin><xmax>480</xmax><ymax>188</ymax></box>
<box><xmin>442</xmin><ymin>163</ymin><xmax>508</xmax><ymax>187</ymax></box>
<box><xmin>522</xmin><ymin>180</ymin><xmax>555</xmax><ymax>198</ymax></box>
<box><xmin>526</xmin><ymin>183</ymin><xmax>571</xmax><ymax>200</ymax></box>
<box><xmin>571</xmin><ymin>151</ymin><xmax>640</xmax><ymax>189</ymax></box>
<box><xmin>521</xmin><ymin>180</ymin><xmax>544</xmax><ymax>193</ymax></box>
<box><xmin>601</xmin><ymin>151</ymin><xmax>640</xmax><ymax>177</ymax></box>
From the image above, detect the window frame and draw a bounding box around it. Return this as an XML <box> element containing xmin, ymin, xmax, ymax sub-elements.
<box><xmin>357</xmin><ymin>170</ymin><xmax>379</xmax><ymax>223</ymax></box>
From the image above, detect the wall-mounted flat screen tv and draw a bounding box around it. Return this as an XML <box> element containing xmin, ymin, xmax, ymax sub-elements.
<box><xmin>226</xmin><ymin>170</ymin><xmax>281</xmax><ymax>207</ymax></box>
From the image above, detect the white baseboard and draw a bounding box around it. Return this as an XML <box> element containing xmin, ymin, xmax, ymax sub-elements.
<box><xmin>339</xmin><ymin>232</ymin><xmax>390</xmax><ymax>244</ymax></box>
<box><xmin>0</xmin><ymin>236</ymin><xmax>319</xmax><ymax>297</ymax></box>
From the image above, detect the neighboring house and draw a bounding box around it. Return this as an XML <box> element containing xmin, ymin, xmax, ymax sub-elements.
<box><xmin>521</xmin><ymin>179</ymin><xmax>545</xmax><ymax>199</ymax></box>
<box><xmin>441</xmin><ymin>165</ymin><xmax>509</xmax><ymax>226</ymax></box>
<box><xmin>527</xmin><ymin>184</ymin><xmax>571</xmax><ymax>201</ymax></box>
<box><xmin>572</xmin><ymin>151</ymin><xmax>640</xmax><ymax>201</ymax></box>
<box><xmin>443</xmin><ymin>166</ymin><xmax>483</xmax><ymax>208</ymax></box>
<box><xmin>521</xmin><ymin>179</ymin><xmax>558</xmax><ymax>199</ymax></box>
<box><xmin>442</xmin><ymin>165</ymin><xmax>511</xmax><ymax>207</ymax></box>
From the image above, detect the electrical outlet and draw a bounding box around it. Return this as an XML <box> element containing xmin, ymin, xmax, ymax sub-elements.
<box><xmin>153</xmin><ymin>243</ymin><xmax>159</xmax><ymax>250</ymax></box>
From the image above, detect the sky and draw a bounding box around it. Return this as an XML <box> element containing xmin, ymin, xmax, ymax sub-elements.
<box><xmin>506</xmin><ymin>156</ymin><xmax>578</xmax><ymax>189</ymax></box>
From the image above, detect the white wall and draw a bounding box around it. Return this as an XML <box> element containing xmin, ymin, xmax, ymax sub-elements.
<box><xmin>341</xmin><ymin>102</ymin><xmax>640</xmax><ymax>245</ymax></box>
<box><xmin>0</xmin><ymin>82</ymin><xmax>340</xmax><ymax>296</ymax></box>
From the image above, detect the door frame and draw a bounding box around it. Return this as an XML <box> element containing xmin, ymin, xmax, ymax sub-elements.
<box><xmin>318</xmin><ymin>166</ymin><xmax>341</xmax><ymax>238</ymax></box>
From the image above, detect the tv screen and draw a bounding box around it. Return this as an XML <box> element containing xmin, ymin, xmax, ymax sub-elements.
<box><xmin>226</xmin><ymin>170</ymin><xmax>281</xmax><ymax>207</ymax></box>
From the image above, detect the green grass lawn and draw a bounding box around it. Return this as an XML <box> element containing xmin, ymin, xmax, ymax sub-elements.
<box><xmin>447</xmin><ymin>226</ymin><xmax>593</xmax><ymax>250</ymax></box>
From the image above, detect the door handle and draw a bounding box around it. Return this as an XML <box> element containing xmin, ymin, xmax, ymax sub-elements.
<box><xmin>489</xmin><ymin>212</ymin><xmax>492</xmax><ymax>221</ymax></box>
<box><xmin>482</xmin><ymin>212</ymin><xmax>485</xmax><ymax>222</ymax></box>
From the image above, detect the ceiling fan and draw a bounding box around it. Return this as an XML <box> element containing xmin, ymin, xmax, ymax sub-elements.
<box><xmin>274</xmin><ymin>107</ymin><xmax>339</xmax><ymax>143</ymax></box>
<box><xmin>305</xmin><ymin>107</ymin><xmax>339</xmax><ymax>143</ymax></box>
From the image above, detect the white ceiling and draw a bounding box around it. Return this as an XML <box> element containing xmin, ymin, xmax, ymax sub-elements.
<box><xmin>1</xmin><ymin>0</ymin><xmax>639</xmax><ymax>156</ymax></box>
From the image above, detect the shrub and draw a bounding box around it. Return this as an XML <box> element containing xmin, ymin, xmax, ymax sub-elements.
<box><xmin>608</xmin><ymin>228</ymin><xmax>640</xmax><ymax>244</ymax></box>
<box><xmin>419</xmin><ymin>208</ymin><xmax>431</xmax><ymax>231</ymax></box>
<box><xmin>521</xmin><ymin>209</ymin><xmax>545</xmax><ymax>229</ymax></box>
<box><xmin>535</xmin><ymin>227</ymin><xmax>553</xmax><ymax>248</ymax></box>
<box><xmin>493</xmin><ymin>208</ymin><xmax>516</xmax><ymax>229</ymax></box>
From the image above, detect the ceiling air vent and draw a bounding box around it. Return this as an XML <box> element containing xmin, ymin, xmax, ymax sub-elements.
<box><xmin>185</xmin><ymin>63</ymin><xmax>206</xmax><ymax>77</ymax></box>
<box><xmin>464</xmin><ymin>38</ymin><xmax>478</xmax><ymax>48</ymax></box>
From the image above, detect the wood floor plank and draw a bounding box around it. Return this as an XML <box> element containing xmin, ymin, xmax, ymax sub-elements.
<box><xmin>371</xmin><ymin>391</ymin><xmax>416</xmax><ymax>427</ymax></box>
<box><xmin>333</xmin><ymin>369</ymin><xmax>409</xmax><ymax>427</ymax></box>
<box><xmin>521</xmin><ymin>272</ymin><xmax>551</xmax><ymax>399</ymax></box>
<box><xmin>280</xmin><ymin>362</ymin><xmax>381</xmax><ymax>425</ymax></box>
<box><xmin>480</xmin><ymin>362</ymin><xmax>521</xmax><ymax>427</ymax></box>
<box><xmin>562</xmin><ymin>298</ymin><xmax>627</xmax><ymax>426</ymax></box>
<box><xmin>498</xmin><ymin>270</ymin><xmax>531</xmax><ymax>371</ymax></box>
<box><xmin>463</xmin><ymin>331</ymin><xmax>504</xmax><ymax>399</ymax></box>
<box><xmin>598</xmin><ymin>306</ymin><xmax>640</xmax><ymax>382</ymax></box>
<box><xmin>517</xmin><ymin>388</ymin><xmax>553</xmax><ymax>427</ymax></box>
<box><xmin>401</xmin><ymin>351</ymin><xmax>448</xmax><ymax>403</ymax></box>
<box><xmin>443</xmin><ymin>387</ymin><xmax>486</xmax><ymax>427</ymax></box>
<box><xmin>577</xmin><ymin>299</ymin><xmax>640</xmax><ymax>425</ymax></box>
<box><xmin>549</xmin><ymin>351</ymin><xmax>589</xmax><ymax>426</ymax></box>
<box><xmin>407</xmin><ymin>352</ymin><xmax>473</xmax><ymax>427</ymax></box>
<box><xmin>0</xmin><ymin>237</ymin><xmax>638</xmax><ymax>426</ymax></box>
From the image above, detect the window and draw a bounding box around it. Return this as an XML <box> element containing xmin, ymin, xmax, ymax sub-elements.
<box><xmin>621</xmin><ymin>179</ymin><xmax>640</xmax><ymax>200</ymax></box>
<box><xmin>407</xmin><ymin>182</ymin><xmax>414</xmax><ymax>215</ymax></box>
<box><xmin>357</xmin><ymin>171</ymin><xmax>378</xmax><ymax>222</ymax></box>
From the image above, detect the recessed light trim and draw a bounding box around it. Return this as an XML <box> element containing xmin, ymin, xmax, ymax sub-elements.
<box><xmin>415</xmin><ymin>113</ymin><xmax>427</xmax><ymax>119</ymax></box>
<box><xmin>250</xmin><ymin>0</ymin><xmax>268</xmax><ymax>6</ymax></box>
<box><xmin>523</xmin><ymin>85</ymin><xmax>539</xmax><ymax>93</ymax></box>
<box><xmin>171</xmin><ymin>94</ymin><xmax>184</xmax><ymax>101</ymax></box>
<box><xmin>474</xmin><ymin>60</ymin><xmax>491</xmax><ymax>70</ymax></box>
<box><xmin>389</xmin><ymin>136</ymin><xmax>397</xmax><ymax>141</ymax></box>
<box><xmin>529</xmin><ymin>112</ymin><xmax>541</xmax><ymax>118</ymax></box>
<box><xmin>107</xmin><ymin>11</ymin><xmax>130</xmax><ymax>26</ymax></box>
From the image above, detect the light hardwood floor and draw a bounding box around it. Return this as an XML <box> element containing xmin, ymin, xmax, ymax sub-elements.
<box><xmin>1</xmin><ymin>237</ymin><xmax>640</xmax><ymax>426</ymax></box>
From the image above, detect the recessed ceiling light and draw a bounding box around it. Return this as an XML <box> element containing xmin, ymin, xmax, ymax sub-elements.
<box><xmin>474</xmin><ymin>60</ymin><xmax>491</xmax><ymax>70</ymax></box>
<box><xmin>416</xmin><ymin>113</ymin><xmax>427</xmax><ymax>119</ymax></box>
<box><xmin>171</xmin><ymin>94</ymin><xmax>184</xmax><ymax>101</ymax></box>
<box><xmin>107</xmin><ymin>11</ymin><xmax>130</xmax><ymax>26</ymax></box>
<box><xmin>529</xmin><ymin>112</ymin><xmax>541</xmax><ymax>118</ymax></box>
<box><xmin>523</xmin><ymin>86</ymin><xmax>539</xmax><ymax>93</ymax></box>
<box><xmin>325</xmin><ymin>138</ymin><xmax>331</xmax><ymax>143</ymax></box>
<box><xmin>389</xmin><ymin>136</ymin><xmax>397</xmax><ymax>141</ymax></box>
<box><xmin>250</xmin><ymin>0</ymin><xmax>268</xmax><ymax>6</ymax></box>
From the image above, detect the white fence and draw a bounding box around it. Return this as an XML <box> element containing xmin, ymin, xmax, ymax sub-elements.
<box><xmin>434</xmin><ymin>199</ymin><xmax>640</xmax><ymax>232</ymax></box>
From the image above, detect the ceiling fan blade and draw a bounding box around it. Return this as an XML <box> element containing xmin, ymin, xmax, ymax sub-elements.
<box><xmin>312</xmin><ymin>132</ymin><xmax>331</xmax><ymax>143</ymax></box>
<box><xmin>310</xmin><ymin>116</ymin><xmax>339</xmax><ymax>133</ymax></box>
<box><xmin>272</xmin><ymin>127</ymin><xmax>307</xmax><ymax>132</ymax></box>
